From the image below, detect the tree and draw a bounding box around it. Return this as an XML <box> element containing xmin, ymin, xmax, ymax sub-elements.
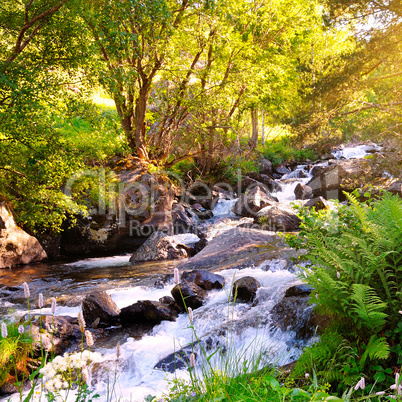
<box><xmin>77</xmin><ymin>0</ymin><xmax>334</xmax><ymax>165</ymax></box>
<box><xmin>0</xmin><ymin>1</ymin><xmax>95</xmax><ymax>234</ymax></box>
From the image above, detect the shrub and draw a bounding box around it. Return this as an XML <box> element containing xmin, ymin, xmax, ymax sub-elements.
<box><xmin>291</xmin><ymin>192</ymin><xmax>402</xmax><ymax>393</ymax></box>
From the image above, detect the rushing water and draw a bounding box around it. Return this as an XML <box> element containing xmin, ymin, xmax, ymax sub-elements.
<box><xmin>0</xmin><ymin>143</ymin><xmax>376</xmax><ymax>401</ymax></box>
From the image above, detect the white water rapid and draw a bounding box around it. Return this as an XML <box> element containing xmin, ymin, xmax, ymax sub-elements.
<box><xmin>2</xmin><ymin>143</ymin><xmax>379</xmax><ymax>402</ymax></box>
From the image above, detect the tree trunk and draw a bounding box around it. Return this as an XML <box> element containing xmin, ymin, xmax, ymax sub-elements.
<box><xmin>134</xmin><ymin>84</ymin><xmax>150</xmax><ymax>161</ymax></box>
<box><xmin>250</xmin><ymin>107</ymin><xmax>259</xmax><ymax>150</ymax></box>
<box><xmin>261</xmin><ymin>110</ymin><xmax>265</xmax><ymax>147</ymax></box>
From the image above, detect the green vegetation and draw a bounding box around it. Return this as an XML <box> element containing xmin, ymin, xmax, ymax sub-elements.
<box><xmin>289</xmin><ymin>192</ymin><xmax>402</xmax><ymax>394</ymax></box>
<box><xmin>0</xmin><ymin>321</ymin><xmax>33</xmax><ymax>389</ymax></box>
<box><xmin>147</xmin><ymin>193</ymin><xmax>402</xmax><ymax>402</ymax></box>
<box><xmin>1</xmin><ymin>0</ymin><xmax>400</xmax><ymax>233</ymax></box>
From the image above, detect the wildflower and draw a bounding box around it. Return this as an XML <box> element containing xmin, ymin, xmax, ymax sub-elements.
<box><xmin>336</xmin><ymin>271</ymin><xmax>340</xmax><ymax>279</ymax></box>
<box><xmin>305</xmin><ymin>373</ymin><xmax>310</xmax><ymax>379</ymax></box>
<box><xmin>82</xmin><ymin>365</ymin><xmax>90</xmax><ymax>386</ymax></box>
<box><xmin>190</xmin><ymin>353</ymin><xmax>195</xmax><ymax>368</ymax></box>
<box><xmin>399</xmin><ymin>311</ymin><xmax>402</xmax><ymax>315</ymax></box>
<box><xmin>18</xmin><ymin>325</ymin><xmax>24</xmax><ymax>335</ymax></box>
<box><xmin>51</xmin><ymin>298</ymin><xmax>57</xmax><ymax>315</ymax></box>
<box><xmin>116</xmin><ymin>342</ymin><xmax>120</xmax><ymax>360</ymax></box>
<box><xmin>354</xmin><ymin>377</ymin><xmax>365</xmax><ymax>391</ymax></box>
<box><xmin>315</xmin><ymin>293</ymin><xmax>319</xmax><ymax>300</ymax></box>
<box><xmin>174</xmin><ymin>268</ymin><xmax>180</xmax><ymax>284</ymax></box>
<box><xmin>85</xmin><ymin>330</ymin><xmax>94</xmax><ymax>347</ymax></box>
<box><xmin>78</xmin><ymin>311</ymin><xmax>86</xmax><ymax>332</ymax></box>
<box><xmin>188</xmin><ymin>307</ymin><xmax>193</xmax><ymax>323</ymax></box>
<box><xmin>376</xmin><ymin>391</ymin><xmax>386</xmax><ymax>395</ymax></box>
<box><xmin>191</xmin><ymin>391</ymin><xmax>196</xmax><ymax>397</ymax></box>
<box><xmin>38</xmin><ymin>293</ymin><xmax>44</xmax><ymax>308</ymax></box>
<box><xmin>23</xmin><ymin>282</ymin><xmax>30</xmax><ymax>298</ymax></box>
<box><xmin>1</xmin><ymin>322</ymin><xmax>7</xmax><ymax>338</ymax></box>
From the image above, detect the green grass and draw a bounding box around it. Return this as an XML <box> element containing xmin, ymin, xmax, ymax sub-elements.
<box><xmin>0</xmin><ymin>321</ymin><xmax>33</xmax><ymax>388</ymax></box>
<box><xmin>53</xmin><ymin>90</ymin><xmax>129</xmax><ymax>163</ymax></box>
<box><xmin>258</xmin><ymin>126</ymin><xmax>318</xmax><ymax>165</ymax></box>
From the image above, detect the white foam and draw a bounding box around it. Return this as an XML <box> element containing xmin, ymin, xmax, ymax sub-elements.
<box><xmin>82</xmin><ymin>266</ymin><xmax>305</xmax><ymax>401</ymax></box>
<box><xmin>65</xmin><ymin>255</ymin><xmax>130</xmax><ymax>268</ymax></box>
<box><xmin>331</xmin><ymin>144</ymin><xmax>371</xmax><ymax>160</ymax></box>
<box><xmin>171</xmin><ymin>233</ymin><xmax>200</xmax><ymax>245</ymax></box>
<box><xmin>212</xmin><ymin>198</ymin><xmax>238</xmax><ymax>217</ymax></box>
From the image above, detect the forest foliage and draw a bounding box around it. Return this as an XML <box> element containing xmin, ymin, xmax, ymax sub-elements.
<box><xmin>0</xmin><ymin>0</ymin><xmax>401</xmax><ymax>233</ymax></box>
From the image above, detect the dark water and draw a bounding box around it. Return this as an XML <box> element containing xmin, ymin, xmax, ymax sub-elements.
<box><xmin>0</xmin><ymin>255</ymin><xmax>181</xmax><ymax>316</ymax></box>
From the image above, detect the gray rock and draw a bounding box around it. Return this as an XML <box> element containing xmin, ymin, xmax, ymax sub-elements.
<box><xmin>171</xmin><ymin>281</ymin><xmax>207</xmax><ymax>310</ymax></box>
<box><xmin>232</xmin><ymin>276</ymin><xmax>261</xmax><ymax>302</ymax></box>
<box><xmin>294</xmin><ymin>183</ymin><xmax>313</xmax><ymax>200</ymax></box>
<box><xmin>0</xmin><ymin>202</ymin><xmax>47</xmax><ymax>268</ymax></box>
<box><xmin>130</xmin><ymin>231</ymin><xmax>188</xmax><ymax>263</ymax></box>
<box><xmin>171</xmin><ymin>203</ymin><xmax>198</xmax><ymax>234</ymax></box>
<box><xmin>182</xmin><ymin>270</ymin><xmax>225</xmax><ymax>290</ymax></box>
<box><xmin>284</xmin><ymin>284</ymin><xmax>314</xmax><ymax>297</ymax></box>
<box><xmin>177</xmin><ymin>228</ymin><xmax>298</xmax><ymax>272</ymax></box>
<box><xmin>259</xmin><ymin>158</ymin><xmax>273</xmax><ymax>175</ymax></box>
<box><xmin>306</xmin><ymin>158</ymin><xmax>370</xmax><ymax>200</ymax></box>
<box><xmin>120</xmin><ymin>300</ymin><xmax>178</xmax><ymax>326</ymax></box>
<box><xmin>274</xmin><ymin>164</ymin><xmax>291</xmax><ymax>176</ymax></box>
<box><xmin>233</xmin><ymin>186</ymin><xmax>277</xmax><ymax>217</ymax></box>
<box><xmin>82</xmin><ymin>291</ymin><xmax>120</xmax><ymax>327</ymax></box>
<box><xmin>256</xmin><ymin>205</ymin><xmax>300</xmax><ymax>232</ymax></box>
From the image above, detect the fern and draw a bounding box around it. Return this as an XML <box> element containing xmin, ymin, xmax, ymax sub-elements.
<box><xmin>360</xmin><ymin>335</ymin><xmax>390</xmax><ymax>366</ymax></box>
<box><xmin>349</xmin><ymin>284</ymin><xmax>387</xmax><ymax>332</ymax></box>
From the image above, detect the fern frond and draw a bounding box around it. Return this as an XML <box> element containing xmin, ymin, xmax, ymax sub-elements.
<box><xmin>350</xmin><ymin>284</ymin><xmax>387</xmax><ymax>332</ymax></box>
<box><xmin>359</xmin><ymin>335</ymin><xmax>390</xmax><ymax>370</ymax></box>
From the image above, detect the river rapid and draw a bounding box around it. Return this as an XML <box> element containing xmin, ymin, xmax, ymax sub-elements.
<box><xmin>0</xmin><ymin>144</ymin><xmax>375</xmax><ymax>401</ymax></box>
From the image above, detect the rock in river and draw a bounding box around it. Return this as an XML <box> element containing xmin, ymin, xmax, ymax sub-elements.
<box><xmin>182</xmin><ymin>270</ymin><xmax>225</xmax><ymax>290</ymax></box>
<box><xmin>171</xmin><ymin>281</ymin><xmax>207</xmax><ymax>310</ymax></box>
<box><xmin>177</xmin><ymin>227</ymin><xmax>299</xmax><ymax>272</ymax></box>
<box><xmin>130</xmin><ymin>231</ymin><xmax>188</xmax><ymax>263</ymax></box>
<box><xmin>232</xmin><ymin>276</ymin><xmax>261</xmax><ymax>302</ymax></box>
<box><xmin>82</xmin><ymin>291</ymin><xmax>121</xmax><ymax>328</ymax></box>
<box><xmin>0</xmin><ymin>201</ymin><xmax>47</xmax><ymax>268</ymax></box>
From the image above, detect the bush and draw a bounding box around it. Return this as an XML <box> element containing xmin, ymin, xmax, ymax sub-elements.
<box><xmin>291</xmin><ymin>192</ymin><xmax>402</xmax><ymax>393</ymax></box>
<box><xmin>0</xmin><ymin>322</ymin><xmax>33</xmax><ymax>389</ymax></box>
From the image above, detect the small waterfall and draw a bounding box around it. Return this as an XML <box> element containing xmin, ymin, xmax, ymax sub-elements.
<box><xmin>211</xmin><ymin>198</ymin><xmax>238</xmax><ymax>217</ymax></box>
<box><xmin>87</xmin><ymin>264</ymin><xmax>309</xmax><ymax>402</ymax></box>
<box><xmin>331</xmin><ymin>144</ymin><xmax>379</xmax><ymax>160</ymax></box>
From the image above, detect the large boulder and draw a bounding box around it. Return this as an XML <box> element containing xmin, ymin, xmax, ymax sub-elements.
<box><xmin>182</xmin><ymin>270</ymin><xmax>225</xmax><ymax>290</ymax></box>
<box><xmin>232</xmin><ymin>276</ymin><xmax>261</xmax><ymax>302</ymax></box>
<box><xmin>306</xmin><ymin>158</ymin><xmax>371</xmax><ymax>200</ymax></box>
<box><xmin>259</xmin><ymin>158</ymin><xmax>273</xmax><ymax>175</ymax></box>
<box><xmin>171</xmin><ymin>203</ymin><xmax>199</xmax><ymax>234</ymax></box>
<box><xmin>273</xmin><ymin>164</ymin><xmax>291</xmax><ymax>178</ymax></box>
<box><xmin>0</xmin><ymin>202</ymin><xmax>47</xmax><ymax>268</ymax></box>
<box><xmin>271</xmin><ymin>283</ymin><xmax>331</xmax><ymax>339</ymax></box>
<box><xmin>82</xmin><ymin>291</ymin><xmax>120</xmax><ymax>327</ymax></box>
<box><xmin>120</xmin><ymin>300</ymin><xmax>178</xmax><ymax>326</ymax></box>
<box><xmin>304</xmin><ymin>196</ymin><xmax>331</xmax><ymax>211</ymax></box>
<box><xmin>171</xmin><ymin>281</ymin><xmax>207</xmax><ymax>310</ymax></box>
<box><xmin>21</xmin><ymin>314</ymin><xmax>80</xmax><ymax>356</ymax></box>
<box><xmin>60</xmin><ymin>164</ymin><xmax>178</xmax><ymax>257</ymax></box>
<box><xmin>130</xmin><ymin>231</ymin><xmax>188</xmax><ymax>263</ymax></box>
<box><xmin>177</xmin><ymin>227</ymin><xmax>300</xmax><ymax>272</ymax></box>
<box><xmin>233</xmin><ymin>186</ymin><xmax>278</xmax><ymax>217</ymax></box>
<box><xmin>255</xmin><ymin>205</ymin><xmax>300</xmax><ymax>232</ymax></box>
<box><xmin>294</xmin><ymin>183</ymin><xmax>313</xmax><ymax>200</ymax></box>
